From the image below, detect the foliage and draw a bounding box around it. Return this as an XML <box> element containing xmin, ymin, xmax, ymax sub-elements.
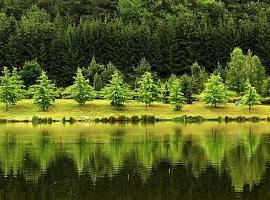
<box><xmin>33</xmin><ymin>71</ymin><xmax>56</xmax><ymax>111</ymax></box>
<box><xmin>20</xmin><ymin>60</ymin><xmax>42</xmax><ymax>88</ymax></box>
<box><xmin>180</xmin><ymin>74</ymin><xmax>194</xmax><ymax>104</ymax></box>
<box><xmin>103</xmin><ymin>70</ymin><xmax>130</xmax><ymax>107</ymax></box>
<box><xmin>201</xmin><ymin>74</ymin><xmax>228</xmax><ymax>107</ymax></box>
<box><xmin>137</xmin><ymin>72</ymin><xmax>158</xmax><ymax>107</ymax></box>
<box><xmin>191</xmin><ymin>62</ymin><xmax>207</xmax><ymax>94</ymax></box>
<box><xmin>10</xmin><ymin>67</ymin><xmax>25</xmax><ymax>105</ymax></box>
<box><xmin>0</xmin><ymin>67</ymin><xmax>15</xmax><ymax>110</ymax></box>
<box><xmin>67</xmin><ymin>68</ymin><xmax>94</xmax><ymax>106</ymax></box>
<box><xmin>241</xmin><ymin>81</ymin><xmax>261</xmax><ymax>110</ymax></box>
<box><xmin>262</xmin><ymin>77</ymin><xmax>270</xmax><ymax>97</ymax></box>
<box><xmin>169</xmin><ymin>79</ymin><xmax>185</xmax><ymax>111</ymax></box>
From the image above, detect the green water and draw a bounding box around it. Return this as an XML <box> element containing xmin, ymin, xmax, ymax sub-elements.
<box><xmin>0</xmin><ymin>122</ymin><xmax>270</xmax><ymax>200</ymax></box>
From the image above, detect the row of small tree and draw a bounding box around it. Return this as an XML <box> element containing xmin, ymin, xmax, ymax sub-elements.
<box><xmin>0</xmin><ymin>65</ymin><xmax>261</xmax><ymax>112</ymax></box>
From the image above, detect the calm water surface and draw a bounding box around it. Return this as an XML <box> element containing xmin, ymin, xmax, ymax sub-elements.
<box><xmin>0</xmin><ymin>122</ymin><xmax>270</xmax><ymax>200</ymax></box>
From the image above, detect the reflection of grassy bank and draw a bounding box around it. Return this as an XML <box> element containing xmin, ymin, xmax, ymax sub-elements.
<box><xmin>0</xmin><ymin>99</ymin><xmax>270</xmax><ymax>121</ymax></box>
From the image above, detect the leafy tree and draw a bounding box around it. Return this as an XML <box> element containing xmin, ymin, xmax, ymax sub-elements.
<box><xmin>180</xmin><ymin>74</ymin><xmax>193</xmax><ymax>104</ymax></box>
<box><xmin>103</xmin><ymin>70</ymin><xmax>130</xmax><ymax>107</ymax></box>
<box><xmin>10</xmin><ymin>67</ymin><xmax>25</xmax><ymax>105</ymax></box>
<box><xmin>244</xmin><ymin>51</ymin><xmax>265</xmax><ymax>94</ymax></box>
<box><xmin>67</xmin><ymin>68</ymin><xmax>94</xmax><ymax>106</ymax></box>
<box><xmin>201</xmin><ymin>74</ymin><xmax>228</xmax><ymax>107</ymax></box>
<box><xmin>0</xmin><ymin>67</ymin><xmax>15</xmax><ymax>110</ymax></box>
<box><xmin>33</xmin><ymin>71</ymin><xmax>56</xmax><ymax>111</ymax></box>
<box><xmin>137</xmin><ymin>72</ymin><xmax>157</xmax><ymax>108</ymax></box>
<box><xmin>226</xmin><ymin>47</ymin><xmax>246</xmax><ymax>93</ymax></box>
<box><xmin>169</xmin><ymin>79</ymin><xmax>185</xmax><ymax>111</ymax></box>
<box><xmin>191</xmin><ymin>62</ymin><xmax>207</xmax><ymax>94</ymax></box>
<box><xmin>85</xmin><ymin>56</ymin><xmax>105</xmax><ymax>85</ymax></box>
<box><xmin>262</xmin><ymin>77</ymin><xmax>270</xmax><ymax>97</ymax></box>
<box><xmin>20</xmin><ymin>60</ymin><xmax>42</xmax><ymax>88</ymax></box>
<box><xmin>93</xmin><ymin>73</ymin><xmax>103</xmax><ymax>91</ymax></box>
<box><xmin>241</xmin><ymin>81</ymin><xmax>261</xmax><ymax>111</ymax></box>
<box><xmin>134</xmin><ymin>58</ymin><xmax>151</xmax><ymax>88</ymax></box>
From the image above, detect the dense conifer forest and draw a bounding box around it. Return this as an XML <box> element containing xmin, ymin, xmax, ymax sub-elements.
<box><xmin>1</xmin><ymin>0</ymin><xmax>270</xmax><ymax>87</ymax></box>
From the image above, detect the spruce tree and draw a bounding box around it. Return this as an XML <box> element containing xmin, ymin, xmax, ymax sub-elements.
<box><xmin>137</xmin><ymin>72</ymin><xmax>157</xmax><ymax>108</ymax></box>
<box><xmin>191</xmin><ymin>62</ymin><xmax>207</xmax><ymax>94</ymax></box>
<box><xmin>180</xmin><ymin>74</ymin><xmax>193</xmax><ymax>104</ymax></box>
<box><xmin>103</xmin><ymin>70</ymin><xmax>130</xmax><ymax>107</ymax></box>
<box><xmin>241</xmin><ymin>81</ymin><xmax>261</xmax><ymax>111</ymax></box>
<box><xmin>33</xmin><ymin>71</ymin><xmax>56</xmax><ymax>111</ymax></box>
<box><xmin>0</xmin><ymin>67</ymin><xmax>15</xmax><ymax>110</ymax></box>
<box><xmin>68</xmin><ymin>68</ymin><xmax>94</xmax><ymax>106</ymax></box>
<box><xmin>10</xmin><ymin>68</ymin><xmax>25</xmax><ymax>105</ymax></box>
<box><xmin>169</xmin><ymin>79</ymin><xmax>185</xmax><ymax>111</ymax></box>
<box><xmin>93</xmin><ymin>73</ymin><xmax>103</xmax><ymax>91</ymax></box>
<box><xmin>201</xmin><ymin>74</ymin><xmax>228</xmax><ymax>107</ymax></box>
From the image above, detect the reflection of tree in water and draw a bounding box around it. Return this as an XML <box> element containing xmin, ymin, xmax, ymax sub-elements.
<box><xmin>0</xmin><ymin>125</ymin><xmax>270</xmax><ymax>193</ymax></box>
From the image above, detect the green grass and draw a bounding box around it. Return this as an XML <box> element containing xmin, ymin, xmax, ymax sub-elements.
<box><xmin>0</xmin><ymin>99</ymin><xmax>269</xmax><ymax>120</ymax></box>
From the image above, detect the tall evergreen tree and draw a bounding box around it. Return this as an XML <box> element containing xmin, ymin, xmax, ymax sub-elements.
<box><xmin>137</xmin><ymin>72</ymin><xmax>157</xmax><ymax>108</ymax></box>
<box><xmin>169</xmin><ymin>79</ymin><xmax>185</xmax><ymax>111</ymax></box>
<box><xmin>180</xmin><ymin>74</ymin><xmax>193</xmax><ymax>104</ymax></box>
<box><xmin>103</xmin><ymin>70</ymin><xmax>130</xmax><ymax>107</ymax></box>
<box><xmin>10</xmin><ymin>67</ymin><xmax>25</xmax><ymax>105</ymax></box>
<box><xmin>0</xmin><ymin>67</ymin><xmax>15</xmax><ymax>110</ymax></box>
<box><xmin>33</xmin><ymin>71</ymin><xmax>56</xmax><ymax>111</ymax></box>
<box><xmin>191</xmin><ymin>62</ymin><xmax>207</xmax><ymax>94</ymax></box>
<box><xmin>201</xmin><ymin>74</ymin><xmax>228</xmax><ymax>107</ymax></box>
<box><xmin>226</xmin><ymin>47</ymin><xmax>246</xmax><ymax>93</ymax></box>
<box><xmin>68</xmin><ymin>68</ymin><xmax>94</xmax><ymax>106</ymax></box>
<box><xmin>241</xmin><ymin>81</ymin><xmax>261</xmax><ymax>111</ymax></box>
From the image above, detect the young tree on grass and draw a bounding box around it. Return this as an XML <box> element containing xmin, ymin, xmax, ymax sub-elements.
<box><xmin>68</xmin><ymin>68</ymin><xmax>94</xmax><ymax>106</ymax></box>
<box><xmin>0</xmin><ymin>67</ymin><xmax>15</xmax><ymax>111</ymax></box>
<box><xmin>10</xmin><ymin>68</ymin><xmax>25</xmax><ymax>105</ymax></box>
<box><xmin>241</xmin><ymin>81</ymin><xmax>261</xmax><ymax>111</ymax></box>
<box><xmin>137</xmin><ymin>72</ymin><xmax>157</xmax><ymax>109</ymax></box>
<box><xmin>180</xmin><ymin>74</ymin><xmax>193</xmax><ymax>104</ymax></box>
<box><xmin>33</xmin><ymin>71</ymin><xmax>56</xmax><ymax>111</ymax></box>
<box><xmin>103</xmin><ymin>70</ymin><xmax>130</xmax><ymax>107</ymax></box>
<box><xmin>169</xmin><ymin>79</ymin><xmax>185</xmax><ymax>111</ymax></box>
<box><xmin>201</xmin><ymin>74</ymin><xmax>228</xmax><ymax>107</ymax></box>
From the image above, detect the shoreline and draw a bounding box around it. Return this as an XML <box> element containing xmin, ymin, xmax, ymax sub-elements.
<box><xmin>0</xmin><ymin>115</ymin><xmax>268</xmax><ymax>124</ymax></box>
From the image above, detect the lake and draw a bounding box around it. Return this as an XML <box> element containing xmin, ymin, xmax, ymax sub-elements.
<box><xmin>0</xmin><ymin>122</ymin><xmax>270</xmax><ymax>200</ymax></box>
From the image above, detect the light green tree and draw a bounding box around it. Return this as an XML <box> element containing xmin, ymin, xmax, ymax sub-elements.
<box><xmin>68</xmin><ymin>68</ymin><xmax>94</xmax><ymax>106</ymax></box>
<box><xmin>169</xmin><ymin>79</ymin><xmax>185</xmax><ymax>111</ymax></box>
<box><xmin>137</xmin><ymin>72</ymin><xmax>157</xmax><ymax>108</ymax></box>
<box><xmin>10</xmin><ymin>68</ymin><xmax>25</xmax><ymax>105</ymax></box>
<box><xmin>103</xmin><ymin>70</ymin><xmax>130</xmax><ymax>107</ymax></box>
<box><xmin>226</xmin><ymin>47</ymin><xmax>246</xmax><ymax>93</ymax></box>
<box><xmin>33</xmin><ymin>71</ymin><xmax>56</xmax><ymax>111</ymax></box>
<box><xmin>201</xmin><ymin>74</ymin><xmax>228</xmax><ymax>107</ymax></box>
<box><xmin>0</xmin><ymin>67</ymin><xmax>15</xmax><ymax>110</ymax></box>
<box><xmin>241</xmin><ymin>81</ymin><xmax>261</xmax><ymax>111</ymax></box>
<box><xmin>191</xmin><ymin>62</ymin><xmax>207</xmax><ymax>94</ymax></box>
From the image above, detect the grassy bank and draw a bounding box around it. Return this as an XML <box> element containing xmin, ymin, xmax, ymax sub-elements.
<box><xmin>0</xmin><ymin>99</ymin><xmax>269</xmax><ymax>121</ymax></box>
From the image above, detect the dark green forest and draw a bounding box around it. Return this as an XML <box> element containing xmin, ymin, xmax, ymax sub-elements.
<box><xmin>1</xmin><ymin>0</ymin><xmax>270</xmax><ymax>86</ymax></box>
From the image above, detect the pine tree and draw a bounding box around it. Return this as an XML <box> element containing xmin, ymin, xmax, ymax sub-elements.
<box><xmin>33</xmin><ymin>71</ymin><xmax>56</xmax><ymax>111</ymax></box>
<box><xmin>68</xmin><ymin>68</ymin><xmax>94</xmax><ymax>106</ymax></box>
<box><xmin>103</xmin><ymin>70</ymin><xmax>130</xmax><ymax>107</ymax></box>
<box><xmin>137</xmin><ymin>72</ymin><xmax>157</xmax><ymax>108</ymax></box>
<box><xmin>10</xmin><ymin>68</ymin><xmax>25</xmax><ymax>105</ymax></box>
<box><xmin>0</xmin><ymin>67</ymin><xmax>15</xmax><ymax>110</ymax></box>
<box><xmin>241</xmin><ymin>81</ymin><xmax>261</xmax><ymax>111</ymax></box>
<box><xmin>180</xmin><ymin>74</ymin><xmax>193</xmax><ymax>104</ymax></box>
<box><xmin>201</xmin><ymin>74</ymin><xmax>228</xmax><ymax>107</ymax></box>
<box><xmin>226</xmin><ymin>47</ymin><xmax>246</xmax><ymax>93</ymax></box>
<box><xmin>191</xmin><ymin>62</ymin><xmax>207</xmax><ymax>94</ymax></box>
<box><xmin>169</xmin><ymin>79</ymin><xmax>185</xmax><ymax>111</ymax></box>
<box><xmin>93</xmin><ymin>73</ymin><xmax>103</xmax><ymax>91</ymax></box>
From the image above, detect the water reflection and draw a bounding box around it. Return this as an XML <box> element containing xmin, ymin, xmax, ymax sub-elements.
<box><xmin>0</xmin><ymin>122</ymin><xmax>270</xmax><ymax>199</ymax></box>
